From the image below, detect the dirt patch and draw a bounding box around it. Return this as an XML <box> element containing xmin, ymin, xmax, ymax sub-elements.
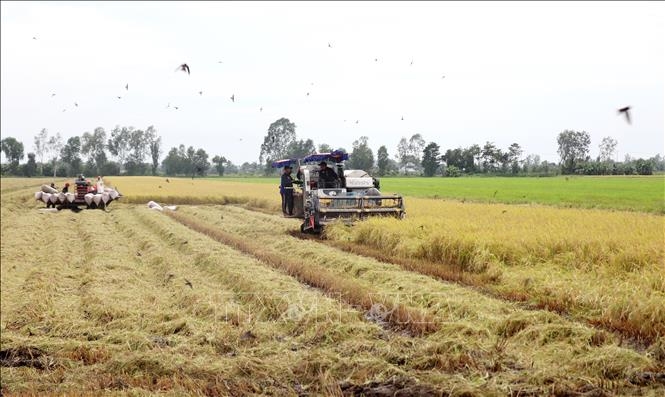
<box><xmin>338</xmin><ymin>376</ymin><xmax>445</xmax><ymax>396</ymax></box>
<box><xmin>0</xmin><ymin>346</ymin><xmax>55</xmax><ymax>369</ymax></box>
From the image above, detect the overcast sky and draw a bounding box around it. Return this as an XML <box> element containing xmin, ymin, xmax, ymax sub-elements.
<box><xmin>1</xmin><ymin>1</ymin><xmax>663</xmax><ymax>165</ymax></box>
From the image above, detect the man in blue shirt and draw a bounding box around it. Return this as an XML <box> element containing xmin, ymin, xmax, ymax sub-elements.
<box><xmin>280</xmin><ymin>165</ymin><xmax>295</xmax><ymax>215</ymax></box>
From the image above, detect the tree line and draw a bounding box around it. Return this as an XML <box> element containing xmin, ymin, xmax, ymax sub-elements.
<box><xmin>2</xmin><ymin>120</ymin><xmax>663</xmax><ymax>178</ymax></box>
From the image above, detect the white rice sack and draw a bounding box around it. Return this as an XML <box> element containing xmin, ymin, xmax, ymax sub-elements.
<box><xmin>35</xmin><ymin>191</ymin><xmax>43</xmax><ymax>200</ymax></box>
<box><xmin>101</xmin><ymin>192</ymin><xmax>110</xmax><ymax>204</ymax></box>
<box><xmin>109</xmin><ymin>190</ymin><xmax>119</xmax><ymax>200</ymax></box>
<box><xmin>58</xmin><ymin>192</ymin><xmax>66</xmax><ymax>202</ymax></box>
<box><xmin>93</xmin><ymin>194</ymin><xmax>102</xmax><ymax>205</ymax></box>
<box><xmin>41</xmin><ymin>184</ymin><xmax>57</xmax><ymax>194</ymax></box>
<box><xmin>49</xmin><ymin>193</ymin><xmax>59</xmax><ymax>204</ymax></box>
<box><xmin>65</xmin><ymin>193</ymin><xmax>76</xmax><ymax>203</ymax></box>
<box><xmin>84</xmin><ymin>193</ymin><xmax>94</xmax><ymax>206</ymax></box>
<box><xmin>164</xmin><ymin>205</ymin><xmax>177</xmax><ymax>211</ymax></box>
<box><xmin>147</xmin><ymin>201</ymin><xmax>163</xmax><ymax>211</ymax></box>
<box><xmin>39</xmin><ymin>208</ymin><xmax>59</xmax><ymax>213</ymax></box>
<box><xmin>41</xmin><ymin>193</ymin><xmax>51</xmax><ymax>203</ymax></box>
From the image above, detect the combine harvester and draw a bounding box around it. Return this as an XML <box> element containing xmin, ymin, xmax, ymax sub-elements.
<box><xmin>34</xmin><ymin>175</ymin><xmax>121</xmax><ymax>210</ymax></box>
<box><xmin>272</xmin><ymin>150</ymin><xmax>405</xmax><ymax>233</ymax></box>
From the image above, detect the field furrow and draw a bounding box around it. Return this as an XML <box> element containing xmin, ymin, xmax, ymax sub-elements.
<box><xmin>162</xmin><ymin>204</ymin><xmax>665</xmax><ymax>395</ymax></box>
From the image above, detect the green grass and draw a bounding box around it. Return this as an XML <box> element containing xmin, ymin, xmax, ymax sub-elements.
<box><xmin>380</xmin><ymin>176</ymin><xmax>665</xmax><ymax>214</ymax></box>
<box><xmin>202</xmin><ymin>175</ymin><xmax>665</xmax><ymax>213</ymax></box>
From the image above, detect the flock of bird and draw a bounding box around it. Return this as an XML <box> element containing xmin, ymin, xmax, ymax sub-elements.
<box><xmin>38</xmin><ymin>35</ymin><xmax>632</xmax><ymax>127</ymax></box>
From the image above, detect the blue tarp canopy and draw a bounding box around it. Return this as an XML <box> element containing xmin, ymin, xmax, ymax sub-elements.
<box><xmin>271</xmin><ymin>158</ymin><xmax>298</xmax><ymax>168</ymax></box>
<box><xmin>302</xmin><ymin>150</ymin><xmax>349</xmax><ymax>164</ymax></box>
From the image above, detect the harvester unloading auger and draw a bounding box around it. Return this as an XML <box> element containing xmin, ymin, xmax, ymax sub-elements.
<box><xmin>272</xmin><ymin>150</ymin><xmax>405</xmax><ymax>234</ymax></box>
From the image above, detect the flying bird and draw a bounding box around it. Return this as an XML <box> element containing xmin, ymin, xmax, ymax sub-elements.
<box><xmin>62</xmin><ymin>109</ymin><xmax>66</xmax><ymax>112</ymax></box>
<box><xmin>306</xmin><ymin>92</ymin><xmax>310</xmax><ymax>96</ymax></box>
<box><xmin>441</xmin><ymin>75</ymin><xmax>446</xmax><ymax>79</ymax></box>
<box><xmin>401</xmin><ymin>116</ymin><xmax>404</xmax><ymax>121</ymax></box>
<box><xmin>32</xmin><ymin>36</ymin><xmax>37</xmax><ymax>40</ymax></box>
<box><xmin>618</xmin><ymin>106</ymin><xmax>631</xmax><ymax>124</ymax></box>
<box><xmin>410</xmin><ymin>59</ymin><xmax>413</xmax><ymax>66</ymax></box>
<box><xmin>328</xmin><ymin>42</ymin><xmax>332</xmax><ymax>48</ymax></box>
<box><xmin>174</xmin><ymin>106</ymin><xmax>179</xmax><ymax>110</ymax></box>
<box><xmin>199</xmin><ymin>90</ymin><xmax>203</xmax><ymax>96</ymax></box>
<box><xmin>260</xmin><ymin>107</ymin><xmax>263</xmax><ymax>112</ymax></box>
<box><xmin>117</xmin><ymin>96</ymin><xmax>121</xmax><ymax>99</ymax></box>
<box><xmin>230</xmin><ymin>94</ymin><xmax>235</xmax><ymax>102</ymax></box>
<box><xmin>217</xmin><ymin>60</ymin><xmax>223</xmax><ymax>63</ymax></box>
<box><xmin>125</xmin><ymin>83</ymin><xmax>128</xmax><ymax>90</ymax></box>
<box><xmin>374</xmin><ymin>58</ymin><xmax>378</xmax><ymax>62</ymax></box>
<box><xmin>355</xmin><ymin>120</ymin><xmax>359</xmax><ymax>124</ymax></box>
<box><xmin>184</xmin><ymin>279</ymin><xmax>193</xmax><ymax>289</ymax></box>
<box><xmin>74</xmin><ymin>102</ymin><xmax>78</xmax><ymax>107</ymax></box>
<box><xmin>176</xmin><ymin>63</ymin><xmax>190</xmax><ymax>75</ymax></box>
<box><xmin>51</xmin><ymin>93</ymin><xmax>56</xmax><ymax>97</ymax></box>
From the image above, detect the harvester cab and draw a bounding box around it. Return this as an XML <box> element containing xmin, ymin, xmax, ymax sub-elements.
<box><xmin>272</xmin><ymin>150</ymin><xmax>405</xmax><ymax>234</ymax></box>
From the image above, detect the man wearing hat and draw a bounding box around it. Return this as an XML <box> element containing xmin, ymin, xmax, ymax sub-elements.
<box><xmin>280</xmin><ymin>165</ymin><xmax>295</xmax><ymax>216</ymax></box>
<box><xmin>318</xmin><ymin>161</ymin><xmax>340</xmax><ymax>188</ymax></box>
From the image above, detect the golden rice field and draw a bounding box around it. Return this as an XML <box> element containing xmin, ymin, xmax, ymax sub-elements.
<box><xmin>1</xmin><ymin>176</ymin><xmax>664</xmax><ymax>396</ymax></box>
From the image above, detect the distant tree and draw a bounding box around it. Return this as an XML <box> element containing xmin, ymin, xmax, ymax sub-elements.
<box><xmin>81</xmin><ymin>127</ymin><xmax>108</xmax><ymax>175</ymax></box>
<box><xmin>442</xmin><ymin>148</ymin><xmax>464</xmax><ymax>170</ymax></box>
<box><xmin>33</xmin><ymin>128</ymin><xmax>48</xmax><ymax>175</ymax></box>
<box><xmin>162</xmin><ymin>146</ymin><xmax>183</xmax><ymax>176</ymax></box>
<box><xmin>467</xmin><ymin>144</ymin><xmax>482</xmax><ymax>172</ymax></box>
<box><xmin>507</xmin><ymin>143</ymin><xmax>523</xmax><ymax>174</ymax></box>
<box><xmin>107</xmin><ymin>126</ymin><xmax>132</xmax><ymax>172</ymax></box>
<box><xmin>259</xmin><ymin>118</ymin><xmax>297</xmax><ymax>173</ymax></box>
<box><xmin>481</xmin><ymin>141</ymin><xmax>500</xmax><ymax>173</ymax></box>
<box><xmin>318</xmin><ymin>143</ymin><xmax>333</xmax><ymax>153</ymax></box>
<box><xmin>47</xmin><ymin>132</ymin><xmax>63</xmax><ymax>177</ymax></box>
<box><xmin>408</xmin><ymin>134</ymin><xmax>426</xmax><ymax>172</ymax></box>
<box><xmin>445</xmin><ymin>165</ymin><xmax>461</xmax><ymax>177</ymax></box>
<box><xmin>348</xmin><ymin>136</ymin><xmax>374</xmax><ymax>171</ymax></box>
<box><xmin>146</xmin><ymin>126</ymin><xmax>161</xmax><ymax>176</ymax></box>
<box><xmin>286</xmin><ymin>138</ymin><xmax>316</xmax><ymax>159</ymax></box>
<box><xmin>421</xmin><ymin>142</ymin><xmax>441</xmax><ymax>177</ymax></box>
<box><xmin>599</xmin><ymin>136</ymin><xmax>618</xmax><ymax>163</ymax></box>
<box><xmin>192</xmin><ymin>148</ymin><xmax>210</xmax><ymax>177</ymax></box>
<box><xmin>376</xmin><ymin>145</ymin><xmax>390</xmax><ymax>176</ymax></box>
<box><xmin>60</xmin><ymin>136</ymin><xmax>82</xmax><ymax>176</ymax></box>
<box><xmin>557</xmin><ymin>130</ymin><xmax>591</xmax><ymax>174</ymax></box>
<box><xmin>23</xmin><ymin>152</ymin><xmax>37</xmax><ymax>177</ymax></box>
<box><xmin>1</xmin><ymin>137</ymin><xmax>25</xmax><ymax>174</ymax></box>
<box><xmin>212</xmin><ymin>155</ymin><xmax>228</xmax><ymax>176</ymax></box>
<box><xmin>396</xmin><ymin>137</ymin><xmax>410</xmax><ymax>174</ymax></box>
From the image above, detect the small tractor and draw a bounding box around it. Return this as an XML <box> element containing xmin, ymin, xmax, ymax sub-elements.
<box><xmin>272</xmin><ymin>150</ymin><xmax>405</xmax><ymax>233</ymax></box>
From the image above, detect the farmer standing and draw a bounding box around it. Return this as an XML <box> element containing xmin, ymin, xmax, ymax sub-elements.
<box><xmin>280</xmin><ymin>165</ymin><xmax>294</xmax><ymax>216</ymax></box>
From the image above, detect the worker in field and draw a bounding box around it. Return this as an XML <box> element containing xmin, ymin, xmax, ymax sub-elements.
<box><xmin>318</xmin><ymin>161</ymin><xmax>340</xmax><ymax>188</ymax></box>
<box><xmin>280</xmin><ymin>165</ymin><xmax>295</xmax><ymax>216</ymax></box>
<box><xmin>62</xmin><ymin>183</ymin><xmax>70</xmax><ymax>193</ymax></box>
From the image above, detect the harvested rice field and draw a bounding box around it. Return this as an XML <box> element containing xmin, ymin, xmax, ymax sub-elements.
<box><xmin>1</xmin><ymin>176</ymin><xmax>664</xmax><ymax>396</ymax></box>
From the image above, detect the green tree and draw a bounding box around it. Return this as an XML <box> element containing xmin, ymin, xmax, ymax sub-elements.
<box><xmin>318</xmin><ymin>143</ymin><xmax>333</xmax><ymax>153</ymax></box>
<box><xmin>557</xmin><ymin>130</ymin><xmax>591</xmax><ymax>174</ymax></box>
<box><xmin>107</xmin><ymin>126</ymin><xmax>132</xmax><ymax>173</ymax></box>
<box><xmin>212</xmin><ymin>155</ymin><xmax>228</xmax><ymax>176</ymax></box>
<box><xmin>192</xmin><ymin>148</ymin><xmax>210</xmax><ymax>177</ymax></box>
<box><xmin>421</xmin><ymin>142</ymin><xmax>441</xmax><ymax>177</ymax></box>
<box><xmin>23</xmin><ymin>152</ymin><xmax>37</xmax><ymax>177</ymax></box>
<box><xmin>376</xmin><ymin>145</ymin><xmax>390</xmax><ymax>176</ymax></box>
<box><xmin>33</xmin><ymin>128</ymin><xmax>48</xmax><ymax>175</ymax></box>
<box><xmin>481</xmin><ymin>141</ymin><xmax>500</xmax><ymax>173</ymax></box>
<box><xmin>1</xmin><ymin>137</ymin><xmax>25</xmax><ymax>174</ymax></box>
<box><xmin>81</xmin><ymin>127</ymin><xmax>108</xmax><ymax>175</ymax></box>
<box><xmin>396</xmin><ymin>137</ymin><xmax>410</xmax><ymax>174</ymax></box>
<box><xmin>348</xmin><ymin>136</ymin><xmax>374</xmax><ymax>171</ymax></box>
<box><xmin>146</xmin><ymin>126</ymin><xmax>161</xmax><ymax>176</ymax></box>
<box><xmin>47</xmin><ymin>132</ymin><xmax>63</xmax><ymax>177</ymax></box>
<box><xmin>60</xmin><ymin>136</ymin><xmax>82</xmax><ymax>176</ymax></box>
<box><xmin>286</xmin><ymin>138</ymin><xmax>316</xmax><ymax>159</ymax></box>
<box><xmin>599</xmin><ymin>136</ymin><xmax>618</xmax><ymax>163</ymax></box>
<box><xmin>507</xmin><ymin>143</ymin><xmax>523</xmax><ymax>174</ymax></box>
<box><xmin>162</xmin><ymin>146</ymin><xmax>183</xmax><ymax>176</ymax></box>
<box><xmin>259</xmin><ymin>118</ymin><xmax>297</xmax><ymax>173</ymax></box>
